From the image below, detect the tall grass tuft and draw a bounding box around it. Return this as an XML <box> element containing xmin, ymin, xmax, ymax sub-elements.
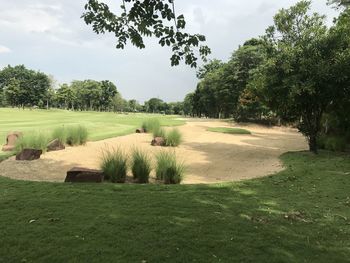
<box><xmin>66</xmin><ymin>125</ymin><xmax>88</xmax><ymax>146</ymax></box>
<box><xmin>142</xmin><ymin>119</ymin><xmax>160</xmax><ymax>133</ymax></box>
<box><xmin>52</xmin><ymin>126</ymin><xmax>67</xmax><ymax>144</ymax></box>
<box><xmin>15</xmin><ymin>132</ymin><xmax>51</xmax><ymax>153</ymax></box>
<box><xmin>131</xmin><ymin>148</ymin><xmax>151</xmax><ymax>183</ymax></box>
<box><xmin>100</xmin><ymin>148</ymin><xmax>128</xmax><ymax>183</ymax></box>
<box><xmin>156</xmin><ymin>151</ymin><xmax>184</xmax><ymax>184</ymax></box>
<box><xmin>165</xmin><ymin>128</ymin><xmax>182</xmax><ymax>147</ymax></box>
<box><xmin>152</xmin><ymin>127</ymin><xmax>166</xmax><ymax>138</ymax></box>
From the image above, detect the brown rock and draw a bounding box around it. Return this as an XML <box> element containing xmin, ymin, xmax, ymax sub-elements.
<box><xmin>16</xmin><ymin>148</ymin><xmax>42</xmax><ymax>161</ymax></box>
<box><xmin>65</xmin><ymin>167</ymin><xmax>104</xmax><ymax>183</ymax></box>
<box><xmin>136</xmin><ymin>128</ymin><xmax>145</xmax><ymax>133</ymax></box>
<box><xmin>2</xmin><ymin>131</ymin><xmax>23</xmax><ymax>151</ymax></box>
<box><xmin>151</xmin><ymin>137</ymin><xmax>165</xmax><ymax>146</ymax></box>
<box><xmin>47</xmin><ymin>139</ymin><xmax>65</xmax><ymax>152</ymax></box>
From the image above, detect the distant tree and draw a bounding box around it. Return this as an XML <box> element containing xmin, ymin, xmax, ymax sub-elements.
<box><xmin>82</xmin><ymin>0</ymin><xmax>210</xmax><ymax>67</ymax></box>
<box><xmin>183</xmin><ymin>93</ymin><xmax>194</xmax><ymax>116</ymax></box>
<box><xmin>100</xmin><ymin>80</ymin><xmax>118</xmax><ymax>111</ymax></box>
<box><xmin>112</xmin><ymin>93</ymin><xmax>127</xmax><ymax>112</ymax></box>
<box><xmin>145</xmin><ymin>98</ymin><xmax>164</xmax><ymax>113</ymax></box>
<box><xmin>0</xmin><ymin>65</ymin><xmax>50</xmax><ymax>108</ymax></box>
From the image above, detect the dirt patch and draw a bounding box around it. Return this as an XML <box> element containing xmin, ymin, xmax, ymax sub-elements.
<box><xmin>0</xmin><ymin>120</ymin><xmax>307</xmax><ymax>184</ymax></box>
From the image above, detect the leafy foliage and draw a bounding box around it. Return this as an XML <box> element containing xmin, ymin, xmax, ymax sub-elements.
<box><xmin>82</xmin><ymin>0</ymin><xmax>211</xmax><ymax>67</ymax></box>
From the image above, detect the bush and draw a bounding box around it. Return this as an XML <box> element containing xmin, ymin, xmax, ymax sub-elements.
<box><xmin>324</xmin><ymin>136</ymin><xmax>347</xmax><ymax>152</ymax></box>
<box><xmin>165</xmin><ymin>128</ymin><xmax>182</xmax><ymax>147</ymax></box>
<box><xmin>66</xmin><ymin>125</ymin><xmax>88</xmax><ymax>146</ymax></box>
<box><xmin>156</xmin><ymin>151</ymin><xmax>184</xmax><ymax>184</ymax></box>
<box><xmin>131</xmin><ymin>148</ymin><xmax>151</xmax><ymax>183</ymax></box>
<box><xmin>15</xmin><ymin>132</ymin><xmax>50</xmax><ymax>153</ymax></box>
<box><xmin>152</xmin><ymin>127</ymin><xmax>166</xmax><ymax>138</ymax></box>
<box><xmin>100</xmin><ymin>148</ymin><xmax>128</xmax><ymax>183</ymax></box>
<box><xmin>142</xmin><ymin>119</ymin><xmax>160</xmax><ymax>133</ymax></box>
<box><xmin>52</xmin><ymin>126</ymin><xmax>67</xmax><ymax>144</ymax></box>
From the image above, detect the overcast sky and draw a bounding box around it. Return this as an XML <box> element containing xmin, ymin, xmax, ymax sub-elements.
<box><xmin>0</xmin><ymin>0</ymin><xmax>339</xmax><ymax>102</ymax></box>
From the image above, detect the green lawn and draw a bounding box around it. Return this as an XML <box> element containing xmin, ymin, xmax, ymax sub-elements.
<box><xmin>0</xmin><ymin>151</ymin><xmax>349</xmax><ymax>262</ymax></box>
<box><xmin>0</xmin><ymin>108</ymin><xmax>185</xmax><ymax>143</ymax></box>
<box><xmin>207</xmin><ymin>127</ymin><xmax>251</xmax><ymax>135</ymax></box>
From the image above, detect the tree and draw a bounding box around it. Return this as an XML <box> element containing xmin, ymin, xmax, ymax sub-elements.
<box><xmin>82</xmin><ymin>0</ymin><xmax>210</xmax><ymax>67</ymax></box>
<box><xmin>145</xmin><ymin>98</ymin><xmax>164</xmax><ymax>113</ymax></box>
<box><xmin>328</xmin><ymin>0</ymin><xmax>350</xmax><ymax>8</ymax></box>
<box><xmin>0</xmin><ymin>65</ymin><xmax>50</xmax><ymax>108</ymax></box>
<box><xmin>100</xmin><ymin>80</ymin><xmax>118</xmax><ymax>111</ymax></box>
<box><xmin>257</xmin><ymin>1</ymin><xmax>335</xmax><ymax>153</ymax></box>
<box><xmin>196</xmin><ymin>59</ymin><xmax>224</xmax><ymax>79</ymax></box>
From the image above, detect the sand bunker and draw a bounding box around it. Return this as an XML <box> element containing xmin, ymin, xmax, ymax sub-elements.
<box><xmin>0</xmin><ymin>120</ymin><xmax>307</xmax><ymax>184</ymax></box>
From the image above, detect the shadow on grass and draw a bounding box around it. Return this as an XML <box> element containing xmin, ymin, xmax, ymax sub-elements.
<box><xmin>0</xmin><ymin>151</ymin><xmax>349</xmax><ymax>262</ymax></box>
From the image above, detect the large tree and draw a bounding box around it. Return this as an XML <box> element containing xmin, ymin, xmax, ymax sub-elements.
<box><xmin>257</xmin><ymin>1</ymin><xmax>338</xmax><ymax>153</ymax></box>
<box><xmin>82</xmin><ymin>0</ymin><xmax>210</xmax><ymax>67</ymax></box>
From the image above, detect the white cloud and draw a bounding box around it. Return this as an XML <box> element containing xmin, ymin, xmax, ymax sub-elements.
<box><xmin>0</xmin><ymin>45</ymin><xmax>11</xmax><ymax>53</ymax></box>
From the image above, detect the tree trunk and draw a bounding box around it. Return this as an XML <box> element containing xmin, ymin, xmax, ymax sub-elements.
<box><xmin>308</xmin><ymin>134</ymin><xmax>318</xmax><ymax>154</ymax></box>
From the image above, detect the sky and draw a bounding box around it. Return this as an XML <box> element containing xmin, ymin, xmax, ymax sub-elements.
<box><xmin>0</xmin><ymin>0</ymin><xmax>339</xmax><ymax>102</ymax></box>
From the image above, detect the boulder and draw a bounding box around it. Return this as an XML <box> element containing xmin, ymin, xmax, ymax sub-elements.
<box><xmin>16</xmin><ymin>148</ymin><xmax>42</xmax><ymax>161</ymax></box>
<box><xmin>136</xmin><ymin>128</ymin><xmax>145</xmax><ymax>133</ymax></box>
<box><xmin>2</xmin><ymin>131</ymin><xmax>23</xmax><ymax>151</ymax></box>
<box><xmin>151</xmin><ymin>137</ymin><xmax>165</xmax><ymax>146</ymax></box>
<box><xmin>65</xmin><ymin>167</ymin><xmax>104</xmax><ymax>183</ymax></box>
<box><xmin>47</xmin><ymin>139</ymin><xmax>65</xmax><ymax>152</ymax></box>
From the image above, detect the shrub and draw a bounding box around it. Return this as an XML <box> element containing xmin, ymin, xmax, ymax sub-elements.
<box><xmin>66</xmin><ymin>125</ymin><xmax>88</xmax><ymax>146</ymax></box>
<box><xmin>156</xmin><ymin>151</ymin><xmax>184</xmax><ymax>184</ymax></box>
<box><xmin>152</xmin><ymin>127</ymin><xmax>166</xmax><ymax>138</ymax></box>
<box><xmin>100</xmin><ymin>148</ymin><xmax>128</xmax><ymax>183</ymax></box>
<box><xmin>131</xmin><ymin>148</ymin><xmax>151</xmax><ymax>183</ymax></box>
<box><xmin>52</xmin><ymin>126</ymin><xmax>67</xmax><ymax>144</ymax></box>
<box><xmin>165</xmin><ymin>128</ymin><xmax>182</xmax><ymax>147</ymax></box>
<box><xmin>324</xmin><ymin>136</ymin><xmax>347</xmax><ymax>152</ymax></box>
<box><xmin>15</xmin><ymin>132</ymin><xmax>50</xmax><ymax>153</ymax></box>
<box><xmin>142</xmin><ymin>119</ymin><xmax>160</xmax><ymax>133</ymax></box>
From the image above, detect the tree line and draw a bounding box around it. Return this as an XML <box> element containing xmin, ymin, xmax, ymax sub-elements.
<box><xmin>183</xmin><ymin>1</ymin><xmax>350</xmax><ymax>153</ymax></box>
<box><xmin>0</xmin><ymin>65</ymin><xmax>184</xmax><ymax>114</ymax></box>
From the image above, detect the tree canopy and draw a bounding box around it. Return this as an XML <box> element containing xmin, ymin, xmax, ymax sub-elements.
<box><xmin>82</xmin><ymin>0</ymin><xmax>211</xmax><ymax>67</ymax></box>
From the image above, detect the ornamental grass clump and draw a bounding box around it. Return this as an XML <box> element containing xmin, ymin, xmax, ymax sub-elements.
<box><xmin>51</xmin><ymin>126</ymin><xmax>67</xmax><ymax>144</ymax></box>
<box><xmin>142</xmin><ymin>119</ymin><xmax>160</xmax><ymax>133</ymax></box>
<box><xmin>15</xmin><ymin>131</ymin><xmax>50</xmax><ymax>153</ymax></box>
<box><xmin>66</xmin><ymin>125</ymin><xmax>88</xmax><ymax>146</ymax></box>
<box><xmin>100</xmin><ymin>148</ymin><xmax>128</xmax><ymax>183</ymax></box>
<box><xmin>156</xmin><ymin>151</ymin><xmax>185</xmax><ymax>184</ymax></box>
<box><xmin>131</xmin><ymin>148</ymin><xmax>151</xmax><ymax>183</ymax></box>
<box><xmin>152</xmin><ymin>127</ymin><xmax>166</xmax><ymax>139</ymax></box>
<box><xmin>165</xmin><ymin>128</ymin><xmax>182</xmax><ymax>147</ymax></box>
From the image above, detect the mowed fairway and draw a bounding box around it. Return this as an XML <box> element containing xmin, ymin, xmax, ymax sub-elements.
<box><xmin>0</xmin><ymin>108</ymin><xmax>184</xmax><ymax>142</ymax></box>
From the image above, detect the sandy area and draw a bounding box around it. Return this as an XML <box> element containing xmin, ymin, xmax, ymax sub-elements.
<box><xmin>0</xmin><ymin>119</ymin><xmax>308</xmax><ymax>184</ymax></box>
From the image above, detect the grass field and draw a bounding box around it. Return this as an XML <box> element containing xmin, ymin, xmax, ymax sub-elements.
<box><xmin>0</xmin><ymin>108</ymin><xmax>185</xmax><ymax>144</ymax></box>
<box><xmin>0</xmin><ymin>151</ymin><xmax>349</xmax><ymax>262</ymax></box>
<box><xmin>207</xmin><ymin>127</ymin><xmax>251</xmax><ymax>135</ymax></box>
